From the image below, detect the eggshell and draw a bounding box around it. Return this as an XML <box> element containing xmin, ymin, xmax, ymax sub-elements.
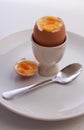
<box><xmin>33</xmin><ymin>16</ymin><xmax>66</xmax><ymax>47</ymax></box>
<box><xmin>14</xmin><ymin>59</ymin><xmax>38</xmax><ymax>77</ymax></box>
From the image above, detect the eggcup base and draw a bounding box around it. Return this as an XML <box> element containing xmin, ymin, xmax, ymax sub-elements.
<box><xmin>38</xmin><ymin>64</ymin><xmax>59</xmax><ymax>76</ymax></box>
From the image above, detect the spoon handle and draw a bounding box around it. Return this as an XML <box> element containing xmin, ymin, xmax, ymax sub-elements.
<box><xmin>2</xmin><ymin>79</ymin><xmax>53</xmax><ymax>100</ymax></box>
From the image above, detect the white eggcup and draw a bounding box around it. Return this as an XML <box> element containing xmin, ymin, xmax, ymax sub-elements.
<box><xmin>31</xmin><ymin>35</ymin><xmax>68</xmax><ymax>76</ymax></box>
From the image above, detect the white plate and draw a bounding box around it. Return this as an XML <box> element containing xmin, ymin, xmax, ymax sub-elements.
<box><xmin>0</xmin><ymin>29</ymin><xmax>84</xmax><ymax>121</ymax></box>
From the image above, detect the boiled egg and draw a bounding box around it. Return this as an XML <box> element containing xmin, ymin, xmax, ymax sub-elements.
<box><xmin>14</xmin><ymin>59</ymin><xmax>38</xmax><ymax>77</ymax></box>
<box><xmin>32</xmin><ymin>16</ymin><xmax>66</xmax><ymax>47</ymax></box>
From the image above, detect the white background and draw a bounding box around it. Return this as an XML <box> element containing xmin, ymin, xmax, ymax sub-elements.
<box><xmin>0</xmin><ymin>0</ymin><xmax>84</xmax><ymax>130</ymax></box>
<box><xmin>0</xmin><ymin>0</ymin><xmax>84</xmax><ymax>39</ymax></box>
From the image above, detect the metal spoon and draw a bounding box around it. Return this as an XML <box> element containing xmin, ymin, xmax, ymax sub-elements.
<box><xmin>2</xmin><ymin>63</ymin><xmax>82</xmax><ymax>100</ymax></box>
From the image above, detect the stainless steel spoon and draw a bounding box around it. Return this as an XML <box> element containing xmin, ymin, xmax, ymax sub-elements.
<box><xmin>2</xmin><ymin>63</ymin><xmax>82</xmax><ymax>100</ymax></box>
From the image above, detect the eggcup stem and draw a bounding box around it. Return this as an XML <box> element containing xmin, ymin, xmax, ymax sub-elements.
<box><xmin>38</xmin><ymin>64</ymin><xmax>59</xmax><ymax>76</ymax></box>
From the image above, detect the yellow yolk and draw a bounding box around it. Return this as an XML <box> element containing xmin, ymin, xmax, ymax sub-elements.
<box><xmin>38</xmin><ymin>16</ymin><xmax>63</xmax><ymax>32</ymax></box>
<box><xmin>17</xmin><ymin>61</ymin><xmax>37</xmax><ymax>75</ymax></box>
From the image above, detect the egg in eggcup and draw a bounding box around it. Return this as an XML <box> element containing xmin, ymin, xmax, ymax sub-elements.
<box><xmin>31</xmin><ymin>16</ymin><xmax>68</xmax><ymax>76</ymax></box>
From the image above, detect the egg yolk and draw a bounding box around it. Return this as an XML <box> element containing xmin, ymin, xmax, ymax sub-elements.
<box><xmin>17</xmin><ymin>61</ymin><xmax>37</xmax><ymax>75</ymax></box>
<box><xmin>38</xmin><ymin>16</ymin><xmax>63</xmax><ymax>32</ymax></box>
